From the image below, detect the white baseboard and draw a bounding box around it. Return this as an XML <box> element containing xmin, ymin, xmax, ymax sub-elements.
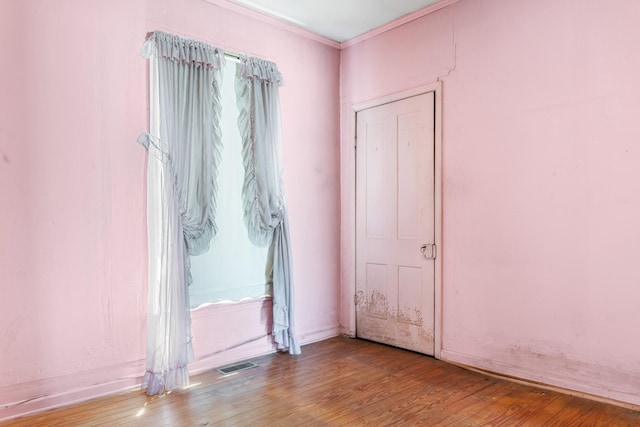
<box><xmin>298</xmin><ymin>324</ymin><xmax>341</xmax><ymax>345</ymax></box>
<box><xmin>1</xmin><ymin>325</ymin><xmax>341</xmax><ymax>423</ymax></box>
<box><xmin>189</xmin><ymin>335</ymin><xmax>276</xmax><ymax>376</ymax></box>
<box><xmin>440</xmin><ymin>348</ymin><xmax>640</xmax><ymax>408</ymax></box>
<box><xmin>0</xmin><ymin>361</ymin><xmax>145</xmax><ymax>422</ymax></box>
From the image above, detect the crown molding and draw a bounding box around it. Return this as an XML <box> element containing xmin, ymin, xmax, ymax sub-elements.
<box><xmin>340</xmin><ymin>0</ymin><xmax>461</xmax><ymax>49</ymax></box>
<box><xmin>202</xmin><ymin>0</ymin><xmax>341</xmax><ymax>49</ymax></box>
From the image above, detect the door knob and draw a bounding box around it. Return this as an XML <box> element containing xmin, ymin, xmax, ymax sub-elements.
<box><xmin>420</xmin><ymin>244</ymin><xmax>437</xmax><ymax>259</ymax></box>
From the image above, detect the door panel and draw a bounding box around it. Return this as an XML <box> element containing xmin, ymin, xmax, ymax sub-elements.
<box><xmin>356</xmin><ymin>92</ymin><xmax>435</xmax><ymax>355</ymax></box>
<box><xmin>397</xmin><ymin>266</ymin><xmax>423</xmax><ymax>326</ymax></box>
<box><xmin>365</xmin><ymin>120</ymin><xmax>389</xmax><ymax>239</ymax></box>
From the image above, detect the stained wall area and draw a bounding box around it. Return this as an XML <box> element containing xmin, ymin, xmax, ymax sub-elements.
<box><xmin>0</xmin><ymin>0</ymin><xmax>340</xmax><ymax>420</ymax></box>
<box><xmin>340</xmin><ymin>0</ymin><xmax>640</xmax><ymax>406</ymax></box>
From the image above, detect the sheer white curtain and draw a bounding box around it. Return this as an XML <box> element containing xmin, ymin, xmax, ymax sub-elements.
<box><xmin>138</xmin><ymin>31</ymin><xmax>224</xmax><ymax>395</ymax></box>
<box><xmin>236</xmin><ymin>57</ymin><xmax>300</xmax><ymax>354</ymax></box>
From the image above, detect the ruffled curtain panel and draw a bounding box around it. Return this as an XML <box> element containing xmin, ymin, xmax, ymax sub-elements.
<box><xmin>139</xmin><ymin>31</ymin><xmax>224</xmax><ymax>395</ymax></box>
<box><xmin>236</xmin><ymin>57</ymin><xmax>300</xmax><ymax>354</ymax></box>
<box><xmin>139</xmin><ymin>31</ymin><xmax>299</xmax><ymax>396</ymax></box>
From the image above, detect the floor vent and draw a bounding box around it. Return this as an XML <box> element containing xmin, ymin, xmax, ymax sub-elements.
<box><xmin>216</xmin><ymin>361</ymin><xmax>258</xmax><ymax>375</ymax></box>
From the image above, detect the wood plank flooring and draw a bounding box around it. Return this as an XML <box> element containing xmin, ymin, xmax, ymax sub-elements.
<box><xmin>3</xmin><ymin>337</ymin><xmax>639</xmax><ymax>426</ymax></box>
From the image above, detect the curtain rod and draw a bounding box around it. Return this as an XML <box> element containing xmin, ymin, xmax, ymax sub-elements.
<box><xmin>147</xmin><ymin>30</ymin><xmax>244</xmax><ymax>62</ymax></box>
<box><xmin>224</xmin><ymin>51</ymin><xmax>241</xmax><ymax>63</ymax></box>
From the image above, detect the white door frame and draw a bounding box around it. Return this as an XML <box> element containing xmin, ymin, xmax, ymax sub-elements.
<box><xmin>343</xmin><ymin>82</ymin><xmax>443</xmax><ymax>359</ymax></box>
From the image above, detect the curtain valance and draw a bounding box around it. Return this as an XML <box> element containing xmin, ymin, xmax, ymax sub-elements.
<box><xmin>141</xmin><ymin>30</ymin><xmax>225</xmax><ymax>70</ymax></box>
<box><xmin>237</xmin><ymin>56</ymin><xmax>284</xmax><ymax>86</ymax></box>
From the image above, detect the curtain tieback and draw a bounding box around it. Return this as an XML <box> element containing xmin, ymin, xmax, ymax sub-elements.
<box><xmin>137</xmin><ymin>132</ymin><xmax>166</xmax><ymax>153</ymax></box>
<box><xmin>137</xmin><ymin>132</ymin><xmax>152</xmax><ymax>149</ymax></box>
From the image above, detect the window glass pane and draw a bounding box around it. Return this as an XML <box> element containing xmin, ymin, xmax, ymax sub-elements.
<box><xmin>189</xmin><ymin>61</ymin><xmax>270</xmax><ymax>309</ymax></box>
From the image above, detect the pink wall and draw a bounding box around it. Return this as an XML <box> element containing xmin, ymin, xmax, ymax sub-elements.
<box><xmin>0</xmin><ymin>0</ymin><xmax>340</xmax><ymax>420</ymax></box>
<box><xmin>4</xmin><ymin>0</ymin><xmax>639</xmax><ymax>418</ymax></box>
<box><xmin>341</xmin><ymin>0</ymin><xmax>640</xmax><ymax>406</ymax></box>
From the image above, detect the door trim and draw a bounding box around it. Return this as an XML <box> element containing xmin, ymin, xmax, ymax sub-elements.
<box><xmin>343</xmin><ymin>83</ymin><xmax>443</xmax><ymax>359</ymax></box>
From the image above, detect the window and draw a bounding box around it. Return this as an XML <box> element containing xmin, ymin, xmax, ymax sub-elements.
<box><xmin>188</xmin><ymin>60</ymin><xmax>270</xmax><ymax>308</ymax></box>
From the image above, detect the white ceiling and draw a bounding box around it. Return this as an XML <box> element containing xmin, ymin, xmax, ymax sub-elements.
<box><xmin>226</xmin><ymin>0</ymin><xmax>442</xmax><ymax>42</ymax></box>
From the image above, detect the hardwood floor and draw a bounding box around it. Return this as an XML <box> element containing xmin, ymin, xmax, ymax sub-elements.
<box><xmin>3</xmin><ymin>337</ymin><xmax>639</xmax><ymax>426</ymax></box>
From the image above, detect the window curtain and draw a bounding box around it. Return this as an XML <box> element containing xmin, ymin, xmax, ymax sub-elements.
<box><xmin>236</xmin><ymin>57</ymin><xmax>301</xmax><ymax>354</ymax></box>
<box><xmin>138</xmin><ymin>31</ymin><xmax>224</xmax><ymax>395</ymax></box>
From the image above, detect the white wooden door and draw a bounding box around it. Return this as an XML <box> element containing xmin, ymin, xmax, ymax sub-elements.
<box><xmin>355</xmin><ymin>92</ymin><xmax>435</xmax><ymax>355</ymax></box>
